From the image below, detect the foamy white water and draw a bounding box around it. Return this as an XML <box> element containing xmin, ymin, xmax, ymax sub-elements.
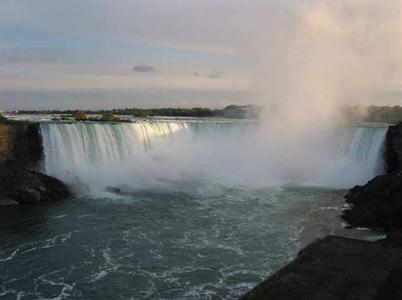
<box><xmin>40</xmin><ymin>121</ymin><xmax>387</xmax><ymax>193</ymax></box>
<box><xmin>323</xmin><ymin>126</ymin><xmax>387</xmax><ymax>187</ymax></box>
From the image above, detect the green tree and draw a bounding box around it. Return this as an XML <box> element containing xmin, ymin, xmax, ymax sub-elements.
<box><xmin>135</xmin><ymin>111</ymin><xmax>149</xmax><ymax>118</ymax></box>
<box><xmin>100</xmin><ymin>113</ymin><xmax>120</xmax><ymax>122</ymax></box>
<box><xmin>74</xmin><ymin>111</ymin><xmax>87</xmax><ymax>121</ymax></box>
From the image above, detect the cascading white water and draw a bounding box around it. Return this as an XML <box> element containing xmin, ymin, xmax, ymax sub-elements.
<box><xmin>40</xmin><ymin>121</ymin><xmax>387</xmax><ymax>193</ymax></box>
<box><xmin>40</xmin><ymin>122</ymin><xmax>188</xmax><ymax>172</ymax></box>
<box><xmin>337</xmin><ymin>126</ymin><xmax>386</xmax><ymax>172</ymax></box>
<box><xmin>319</xmin><ymin>126</ymin><xmax>387</xmax><ymax>187</ymax></box>
<box><xmin>40</xmin><ymin>121</ymin><xmax>258</xmax><ymax>193</ymax></box>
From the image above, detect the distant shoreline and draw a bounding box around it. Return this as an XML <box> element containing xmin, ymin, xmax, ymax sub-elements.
<box><xmin>6</xmin><ymin>105</ymin><xmax>262</xmax><ymax>119</ymax></box>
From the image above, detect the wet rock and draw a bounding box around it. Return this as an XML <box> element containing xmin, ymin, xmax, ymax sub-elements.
<box><xmin>0</xmin><ymin>162</ymin><xmax>71</xmax><ymax>205</ymax></box>
<box><xmin>105</xmin><ymin>186</ymin><xmax>122</xmax><ymax>194</ymax></box>
<box><xmin>0</xmin><ymin>122</ymin><xmax>43</xmax><ymax>167</ymax></box>
<box><xmin>342</xmin><ymin>173</ymin><xmax>402</xmax><ymax>231</ymax></box>
<box><xmin>240</xmin><ymin>236</ymin><xmax>402</xmax><ymax>300</ymax></box>
<box><xmin>386</xmin><ymin>123</ymin><xmax>402</xmax><ymax>173</ymax></box>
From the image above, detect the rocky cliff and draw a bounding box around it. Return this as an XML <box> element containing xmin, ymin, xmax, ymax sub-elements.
<box><xmin>0</xmin><ymin>122</ymin><xmax>43</xmax><ymax>166</ymax></box>
<box><xmin>343</xmin><ymin>173</ymin><xmax>402</xmax><ymax>231</ymax></box>
<box><xmin>240</xmin><ymin>236</ymin><xmax>402</xmax><ymax>300</ymax></box>
<box><xmin>385</xmin><ymin>123</ymin><xmax>402</xmax><ymax>173</ymax></box>
<box><xmin>0</xmin><ymin>121</ymin><xmax>70</xmax><ymax>205</ymax></box>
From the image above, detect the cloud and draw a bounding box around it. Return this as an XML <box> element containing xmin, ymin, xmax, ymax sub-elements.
<box><xmin>208</xmin><ymin>71</ymin><xmax>223</xmax><ymax>79</ymax></box>
<box><xmin>133</xmin><ymin>65</ymin><xmax>155</xmax><ymax>72</ymax></box>
<box><xmin>0</xmin><ymin>0</ymin><xmax>399</xmax><ymax>109</ymax></box>
<box><xmin>0</xmin><ymin>64</ymin><xmax>250</xmax><ymax>92</ymax></box>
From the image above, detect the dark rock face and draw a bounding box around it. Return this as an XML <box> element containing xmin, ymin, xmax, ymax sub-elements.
<box><xmin>0</xmin><ymin>122</ymin><xmax>43</xmax><ymax>166</ymax></box>
<box><xmin>0</xmin><ymin>121</ymin><xmax>71</xmax><ymax>206</ymax></box>
<box><xmin>375</xmin><ymin>268</ymin><xmax>402</xmax><ymax>300</ymax></box>
<box><xmin>342</xmin><ymin>174</ymin><xmax>402</xmax><ymax>231</ymax></box>
<box><xmin>240</xmin><ymin>236</ymin><xmax>402</xmax><ymax>300</ymax></box>
<box><xmin>386</xmin><ymin>123</ymin><xmax>402</xmax><ymax>173</ymax></box>
<box><xmin>0</xmin><ymin>162</ymin><xmax>71</xmax><ymax>205</ymax></box>
<box><xmin>105</xmin><ymin>186</ymin><xmax>122</xmax><ymax>194</ymax></box>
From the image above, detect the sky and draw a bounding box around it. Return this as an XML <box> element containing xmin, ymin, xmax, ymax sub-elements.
<box><xmin>0</xmin><ymin>0</ymin><xmax>400</xmax><ymax>110</ymax></box>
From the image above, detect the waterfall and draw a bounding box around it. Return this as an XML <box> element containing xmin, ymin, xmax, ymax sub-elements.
<box><xmin>335</xmin><ymin>126</ymin><xmax>387</xmax><ymax>173</ymax></box>
<box><xmin>40</xmin><ymin>121</ymin><xmax>387</xmax><ymax>192</ymax></box>
<box><xmin>40</xmin><ymin>121</ymin><xmax>255</xmax><ymax>193</ymax></box>
<box><xmin>40</xmin><ymin>122</ymin><xmax>188</xmax><ymax>173</ymax></box>
<box><xmin>319</xmin><ymin>126</ymin><xmax>387</xmax><ymax>187</ymax></box>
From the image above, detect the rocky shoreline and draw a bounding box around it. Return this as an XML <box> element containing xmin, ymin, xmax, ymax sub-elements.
<box><xmin>0</xmin><ymin>120</ymin><xmax>71</xmax><ymax>206</ymax></box>
<box><xmin>343</xmin><ymin>173</ymin><xmax>402</xmax><ymax>232</ymax></box>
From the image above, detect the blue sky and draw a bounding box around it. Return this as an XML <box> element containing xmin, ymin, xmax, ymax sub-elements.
<box><xmin>0</xmin><ymin>1</ymin><xmax>400</xmax><ymax>110</ymax></box>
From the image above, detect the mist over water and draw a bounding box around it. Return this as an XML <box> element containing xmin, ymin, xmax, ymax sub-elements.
<box><xmin>246</xmin><ymin>1</ymin><xmax>399</xmax><ymax>187</ymax></box>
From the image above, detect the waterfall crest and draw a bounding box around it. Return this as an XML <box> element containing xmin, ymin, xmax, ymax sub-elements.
<box><xmin>40</xmin><ymin>121</ymin><xmax>387</xmax><ymax>192</ymax></box>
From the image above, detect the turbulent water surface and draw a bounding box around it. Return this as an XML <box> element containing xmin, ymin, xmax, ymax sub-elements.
<box><xmin>0</xmin><ymin>119</ymin><xmax>388</xmax><ymax>299</ymax></box>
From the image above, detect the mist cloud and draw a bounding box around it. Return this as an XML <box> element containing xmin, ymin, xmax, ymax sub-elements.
<box><xmin>133</xmin><ymin>65</ymin><xmax>155</xmax><ymax>72</ymax></box>
<box><xmin>208</xmin><ymin>71</ymin><xmax>223</xmax><ymax>79</ymax></box>
<box><xmin>251</xmin><ymin>1</ymin><xmax>401</xmax><ymax>128</ymax></box>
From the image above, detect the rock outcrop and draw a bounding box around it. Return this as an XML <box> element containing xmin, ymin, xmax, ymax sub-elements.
<box><xmin>240</xmin><ymin>236</ymin><xmax>402</xmax><ymax>300</ymax></box>
<box><xmin>0</xmin><ymin>120</ymin><xmax>71</xmax><ymax>205</ymax></box>
<box><xmin>342</xmin><ymin>173</ymin><xmax>402</xmax><ymax>231</ymax></box>
<box><xmin>0</xmin><ymin>122</ymin><xmax>43</xmax><ymax>166</ymax></box>
<box><xmin>385</xmin><ymin>122</ymin><xmax>402</xmax><ymax>173</ymax></box>
<box><xmin>0</xmin><ymin>162</ymin><xmax>71</xmax><ymax>205</ymax></box>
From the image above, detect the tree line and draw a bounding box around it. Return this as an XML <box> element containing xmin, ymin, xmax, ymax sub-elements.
<box><xmin>14</xmin><ymin>105</ymin><xmax>260</xmax><ymax>119</ymax></box>
<box><xmin>340</xmin><ymin>105</ymin><xmax>402</xmax><ymax>124</ymax></box>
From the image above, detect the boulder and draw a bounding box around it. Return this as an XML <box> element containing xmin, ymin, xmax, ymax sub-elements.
<box><xmin>240</xmin><ymin>236</ymin><xmax>402</xmax><ymax>300</ymax></box>
<box><xmin>0</xmin><ymin>162</ymin><xmax>71</xmax><ymax>205</ymax></box>
<box><xmin>105</xmin><ymin>186</ymin><xmax>122</xmax><ymax>194</ymax></box>
<box><xmin>386</xmin><ymin>123</ymin><xmax>402</xmax><ymax>173</ymax></box>
<box><xmin>342</xmin><ymin>173</ymin><xmax>402</xmax><ymax>231</ymax></box>
<box><xmin>0</xmin><ymin>122</ymin><xmax>43</xmax><ymax>167</ymax></box>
